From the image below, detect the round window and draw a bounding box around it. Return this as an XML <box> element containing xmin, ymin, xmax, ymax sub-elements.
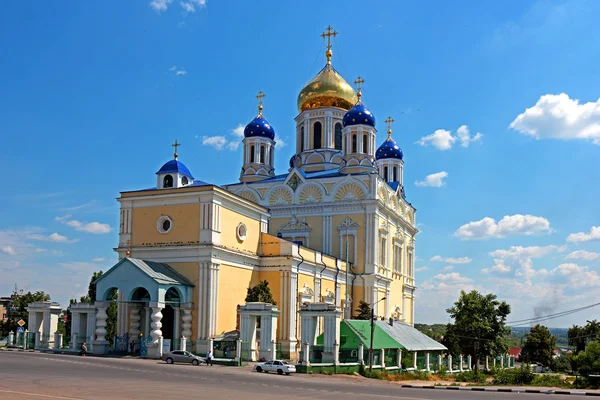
<box><xmin>157</xmin><ymin>216</ymin><xmax>173</xmax><ymax>234</ymax></box>
<box><xmin>182</xmin><ymin>176</ymin><xmax>189</xmax><ymax>185</ymax></box>
<box><xmin>236</xmin><ymin>223</ymin><xmax>247</xmax><ymax>241</ymax></box>
<box><xmin>162</xmin><ymin>220</ymin><xmax>171</xmax><ymax>231</ymax></box>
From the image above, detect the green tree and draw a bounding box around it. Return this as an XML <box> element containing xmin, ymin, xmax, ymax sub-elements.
<box><xmin>0</xmin><ymin>288</ymin><xmax>50</xmax><ymax>337</ymax></box>
<box><xmin>571</xmin><ymin>341</ymin><xmax>600</xmax><ymax>377</ymax></box>
<box><xmin>245</xmin><ymin>280</ymin><xmax>276</xmax><ymax>305</ymax></box>
<box><xmin>355</xmin><ymin>301</ymin><xmax>372</xmax><ymax>320</ymax></box>
<box><xmin>442</xmin><ymin>290</ymin><xmax>511</xmax><ymax>372</ymax></box>
<box><xmin>519</xmin><ymin>324</ymin><xmax>556</xmax><ymax>366</ymax></box>
<box><xmin>569</xmin><ymin>324</ymin><xmax>588</xmax><ymax>353</ymax></box>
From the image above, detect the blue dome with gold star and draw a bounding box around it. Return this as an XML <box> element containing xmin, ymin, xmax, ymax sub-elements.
<box><xmin>343</xmin><ymin>103</ymin><xmax>376</xmax><ymax>128</ymax></box>
<box><xmin>376</xmin><ymin>138</ymin><xmax>403</xmax><ymax>160</ymax></box>
<box><xmin>244</xmin><ymin>115</ymin><xmax>275</xmax><ymax>140</ymax></box>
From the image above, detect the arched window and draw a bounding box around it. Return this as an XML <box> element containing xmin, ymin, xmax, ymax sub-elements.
<box><xmin>250</xmin><ymin>145</ymin><xmax>255</xmax><ymax>163</ymax></box>
<box><xmin>182</xmin><ymin>176</ymin><xmax>189</xmax><ymax>185</ymax></box>
<box><xmin>163</xmin><ymin>175</ymin><xmax>173</xmax><ymax>188</ymax></box>
<box><xmin>269</xmin><ymin>147</ymin><xmax>273</xmax><ymax>166</ymax></box>
<box><xmin>352</xmin><ymin>134</ymin><xmax>357</xmax><ymax>153</ymax></box>
<box><xmin>300</xmin><ymin>126</ymin><xmax>305</xmax><ymax>152</ymax></box>
<box><xmin>392</xmin><ymin>166</ymin><xmax>398</xmax><ymax>182</ymax></box>
<box><xmin>334</xmin><ymin>123</ymin><xmax>343</xmax><ymax>150</ymax></box>
<box><xmin>313</xmin><ymin>121</ymin><xmax>322</xmax><ymax>149</ymax></box>
<box><xmin>260</xmin><ymin>145</ymin><xmax>265</xmax><ymax>163</ymax></box>
<box><xmin>362</xmin><ymin>134</ymin><xmax>368</xmax><ymax>154</ymax></box>
<box><xmin>383</xmin><ymin>166</ymin><xmax>389</xmax><ymax>181</ymax></box>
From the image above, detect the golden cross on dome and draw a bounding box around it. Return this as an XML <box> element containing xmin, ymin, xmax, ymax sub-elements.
<box><xmin>125</xmin><ymin>239</ymin><xmax>131</xmax><ymax>258</ymax></box>
<box><xmin>256</xmin><ymin>90</ymin><xmax>265</xmax><ymax>115</ymax></box>
<box><xmin>172</xmin><ymin>139</ymin><xmax>181</xmax><ymax>159</ymax></box>
<box><xmin>385</xmin><ymin>116</ymin><xmax>395</xmax><ymax>138</ymax></box>
<box><xmin>321</xmin><ymin>25</ymin><xmax>338</xmax><ymax>63</ymax></box>
<box><xmin>354</xmin><ymin>75</ymin><xmax>365</xmax><ymax>102</ymax></box>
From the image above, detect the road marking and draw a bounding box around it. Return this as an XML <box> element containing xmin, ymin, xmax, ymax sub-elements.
<box><xmin>0</xmin><ymin>389</ymin><xmax>83</xmax><ymax>400</ymax></box>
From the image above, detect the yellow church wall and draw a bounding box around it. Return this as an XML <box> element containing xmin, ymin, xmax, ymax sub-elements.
<box><xmin>256</xmin><ymin>188</ymin><xmax>267</xmax><ymax>198</ymax></box>
<box><xmin>130</xmin><ymin>204</ymin><xmax>200</xmax><ymax>246</ymax></box>
<box><xmin>297</xmin><ymin>246</ymin><xmax>316</xmax><ymax>263</ymax></box>
<box><xmin>268</xmin><ymin>217</ymin><xmax>288</xmax><ymax>237</ymax></box>
<box><xmin>323</xmin><ymin>182</ymin><xmax>335</xmax><ymax>194</ymax></box>
<box><xmin>257</xmin><ymin>270</ymin><xmax>283</xmax><ymax>333</ymax></box>
<box><xmin>304</xmin><ymin>217</ymin><xmax>323</xmax><ymax>253</ymax></box>
<box><xmin>217</xmin><ymin>264</ymin><xmax>260</xmax><ymax>334</ymax></box>
<box><xmin>331</xmin><ymin>213</ymin><xmax>366</xmax><ymax>273</ymax></box>
<box><xmin>218</xmin><ymin>207</ymin><xmax>261</xmax><ymax>255</ymax></box>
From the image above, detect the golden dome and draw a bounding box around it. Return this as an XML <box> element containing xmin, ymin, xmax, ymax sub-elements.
<box><xmin>297</xmin><ymin>63</ymin><xmax>357</xmax><ymax>112</ymax></box>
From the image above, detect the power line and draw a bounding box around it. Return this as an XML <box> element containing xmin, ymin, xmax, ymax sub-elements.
<box><xmin>506</xmin><ymin>302</ymin><xmax>600</xmax><ymax>325</ymax></box>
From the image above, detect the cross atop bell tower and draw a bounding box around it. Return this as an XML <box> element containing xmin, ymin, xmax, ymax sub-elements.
<box><xmin>321</xmin><ymin>25</ymin><xmax>338</xmax><ymax>64</ymax></box>
<box><xmin>172</xmin><ymin>139</ymin><xmax>181</xmax><ymax>159</ymax></box>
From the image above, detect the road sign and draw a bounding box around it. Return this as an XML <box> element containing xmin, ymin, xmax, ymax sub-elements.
<box><xmin>17</xmin><ymin>319</ymin><xmax>25</xmax><ymax>327</ymax></box>
<box><xmin>17</xmin><ymin>327</ymin><xmax>24</xmax><ymax>334</ymax></box>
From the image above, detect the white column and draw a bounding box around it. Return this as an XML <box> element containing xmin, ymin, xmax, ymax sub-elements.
<box><xmin>459</xmin><ymin>355</ymin><xmax>464</xmax><ymax>372</ymax></box>
<box><xmin>448</xmin><ymin>354</ymin><xmax>453</xmax><ymax>373</ymax></box>
<box><xmin>381</xmin><ymin>349</ymin><xmax>385</xmax><ymax>367</ymax></box>
<box><xmin>236</xmin><ymin>339</ymin><xmax>242</xmax><ymax>361</ymax></box>
<box><xmin>426</xmin><ymin>352</ymin><xmax>430</xmax><ymax>371</ymax></box>
<box><xmin>500</xmin><ymin>354</ymin><xmax>504</xmax><ymax>368</ymax></box>
<box><xmin>468</xmin><ymin>355</ymin><xmax>472</xmax><ymax>370</ymax></box>
<box><xmin>438</xmin><ymin>355</ymin><xmax>443</xmax><ymax>372</ymax></box>
<box><xmin>334</xmin><ymin>341</ymin><xmax>340</xmax><ymax>365</ymax></box>
<box><xmin>34</xmin><ymin>332</ymin><xmax>40</xmax><ymax>349</ymax></box>
<box><xmin>86</xmin><ymin>312</ymin><xmax>96</xmax><ymax>344</ymax></box>
<box><xmin>259</xmin><ymin>314</ymin><xmax>276</xmax><ymax>360</ymax></box>
<box><xmin>42</xmin><ymin>311</ymin><xmax>50</xmax><ymax>343</ymax></box>
<box><xmin>29</xmin><ymin>312</ymin><xmax>38</xmax><ymax>336</ymax></box>
<box><xmin>129</xmin><ymin>306</ymin><xmax>141</xmax><ymax>338</ymax></box>
<box><xmin>173</xmin><ymin>307</ymin><xmax>181</xmax><ymax>344</ymax></box>
<box><xmin>8</xmin><ymin>331</ymin><xmax>14</xmax><ymax>346</ymax></box>
<box><xmin>240</xmin><ymin>314</ymin><xmax>257</xmax><ymax>361</ymax></box>
<box><xmin>181</xmin><ymin>337</ymin><xmax>187</xmax><ymax>352</ymax></box>
<box><xmin>303</xmin><ymin>341</ymin><xmax>310</xmax><ymax>366</ymax></box>
<box><xmin>71</xmin><ymin>333</ymin><xmax>78</xmax><ymax>351</ymax></box>
<box><xmin>54</xmin><ymin>333</ymin><xmax>62</xmax><ymax>350</ymax></box>
<box><xmin>181</xmin><ymin>307</ymin><xmax>193</xmax><ymax>339</ymax></box>
<box><xmin>270</xmin><ymin>340</ymin><xmax>276</xmax><ymax>361</ymax></box>
<box><xmin>93</xmin><ymin>302</ymin><xmax>110</xmax><ymax>355</ymax></box>
<box><xmin>398</xmin><ymin>349</ymin><xmax>402</xmax><ymax>369</ymax></box>
<box><xmin>143</xmin><ymin>308</ymin><xmax>150</xmax><ymax>337</ymax></box>
<box><xmin>149</xmin><ymin>305</ymin><xmax>163</xmax><ymax>344</ymax></box>
<box><xmin>485</xmin><ymin>356</ymin><xmax>489</xmax><ymax>371</ymax></box>
<box><xmin>358</xmin><ymin>343</ymin><xmax>364</xmax><ymax>365</ymax></box>
<box><xmin>413</xmin><ymin>351</ymin><xmax>418</xmax><ymax>369</ymax></box>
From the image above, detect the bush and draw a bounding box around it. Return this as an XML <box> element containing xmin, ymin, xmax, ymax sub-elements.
<box><xmin>493</xmin><ymin>365</ymin><xmax>534</xmax><ymax>385</ymax></box>
<box><xmin>550</xmin><ymin>356</ymin><xmax>572</xmax><ymax>373</ymax></box>
<box><xmin>531</xmin><ymin>374</ymin><xmax>571</xmax><ymax>388</ymax></box>
<box><xmin>438</xmin><ymin>365</ymin><xmax>448</xmax><ymax>379</ymax></box>
<box><xmin>455</xmin><ymin>371</ymin><xmax>486</xmax><ymax>383</ymax></box>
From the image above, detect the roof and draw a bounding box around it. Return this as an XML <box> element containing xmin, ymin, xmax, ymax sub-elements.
<box><xmin>126</xmin><ymin>179</ymin><xmax>212</xmax><ymax>193</ymax></box>
<box><xmin>94</xmin><ymin>258</ymin><xmax>195</xmax><ymax>287</ymax></box>
<box><xmin>343</xmin><ymin>320</ymin><xmax>402</xmax><ymax>350</ymax></box>
<box><xmin>377</xmin><ymin>321</ymin><xmax>448</xmax><ymax>351</ymax></box>
<box><xmin>156</xmin><ymin>159</ymin><xmax>194</xmax><ymax>178</ymax></box>
<box><xmin>387</xmin><ymin>181</ymin><xmax>400</xmax><ymax>191</ymax></box>
<box><xmin>509</xmin><ymin>347</ymin><xmax>522</xmax><ymax>357</ymax></box>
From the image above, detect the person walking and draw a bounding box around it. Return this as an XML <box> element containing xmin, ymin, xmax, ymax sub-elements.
<box><xmin>80</xmin><ymin>342</ymin><xmax>87</xmax><ymax>357</ymax></box>
<box><xmin>206</xmin><ymin>350</ymin><xmax>213</xmax><ymax>366</ymax></box>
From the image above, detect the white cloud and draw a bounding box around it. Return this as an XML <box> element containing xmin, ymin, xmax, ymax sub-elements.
<box><xmin>415</xmin><ymin>129</ymin><xmax>455</xmax><ymax>150</ymax></box>
<box><xmin>454</xmin><ymin>214</ymin><xmax>553</xmax><ymax>240</ymax></box>
<box><xmin>482</xmin><ymin>260</ymin><xmax>512</xmax><ymax>274</ymax></box>
<box><xmin>92</xmin><ymin>257</ymin><xmax>106</xmax><ymax>263</ymax></box>
<box><xmin>433</xmin><ymin>272</ymin><xmax>473</xmax><ymax>285</ymax></box>
<box><xmin>456</xmin><ymin>125</ymin><xmax>483</xmax><ymax>148</ymax></box>
<box><xmin>566</xmin><ymin>250</ymin><xmax>600</xmax><ymax>261</ymax></box>
<box><xmin>415</xmin><ymin>125</ymin><xmax>483</xmax><ymax>150</ymax></box>
<box><xmin>168</xmin><ymin>66</ymin><xmax>187</xmax><ymax>77</ymax></box>
<box><xmin>489</xmin><ymin>245</ymin><xmax>565</xmax><ymax>260</ymax></box>
<box><xmin>150</xmin><ymin>0</ymin><xmax>172</xmax><ymax>12</ymax></box>
<box><xmin>510</xmin><ymin>93</ymin><xmax>600</xmax><ymax>145</ymax></box>
<box><xmin>442</xmin><ymin>265</ymin><xmax>454</xmax><ymax>272</ymax></box>
<box><xmin>231</xmin><ymin>124</ymin><xmax>245</xmax><ymax>138</ymax></box>
<box><xmin>549</xmin><ymin>263</ymin><xmax>600</xmax><ymax>288</ymax></box>
<box><xmin>56</xmin><ymin>216</ymin><xmax>111</xmax><ymax>235</ymax></box>
<box><xmin>275</xmin><ymin>135</ymin><xmax>286</xmax><ymax>149</ymax></box>
<box><xmin>567</xmin><ymin>226</ymin><xmax>600</xmax><ymax>243</ymax></box>
<box><xmin>415</xmin><ymin>171</ymin><xmax>448</xmax><ymax>188</ymax></box>
<box><xmin>179</xmin><ymin>0</ymin><xmax>206</xmax><ymax>12</ymax></box>
<box><xmin>415</xmin><ymin>266</ymin><xmax>429</xmax><ymax>272</ymax></box>
<box><xmin>27</xmin><ymin>232</ymin><xmax>79</xmax><ymax>244</ymax></box>
<box><xmin>201</xmin><ymin>136</ymin><xmax>240</xmax><ymax>151</ymax></box>
<box><xmin>430</xmin><ymin>255</ymin><xmax>472</xmax><ymax>264</ymax></box>
<box><xmin>1</xmin><ymin>246</ymin><xmax>16</xmax><ymax>255</ymax></box>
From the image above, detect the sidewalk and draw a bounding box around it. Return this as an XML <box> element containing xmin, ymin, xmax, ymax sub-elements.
<box><xmin>397</xmin><ymin>383</ymin><xmax>600</xmax><ymax>396</ymax></box>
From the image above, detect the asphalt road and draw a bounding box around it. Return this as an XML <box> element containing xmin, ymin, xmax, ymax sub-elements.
<box><xmin>0</xmin><ymin>351</ymin><xmax>580</xmax><ymax>400</ymax></box>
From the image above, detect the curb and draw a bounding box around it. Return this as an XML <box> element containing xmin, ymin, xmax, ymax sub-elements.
<box><xmin>399</xmin><ymin>385</ymin><xmax>600</xmax><ymax>396</ymax></box>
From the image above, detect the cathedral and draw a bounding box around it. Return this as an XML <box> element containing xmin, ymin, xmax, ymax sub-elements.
<box><xmin>91</xmin><ymin>26</ymin><xmax>417</xmax><ymax>358</ymax></box>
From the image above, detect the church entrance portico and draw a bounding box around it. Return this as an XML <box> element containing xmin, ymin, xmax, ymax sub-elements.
<box><xmin>92</xmin><ymin>258</ymin><xmax>195</xmax><ymax>358</ymax></box>
<box><xmin>238</xmin><ymin>302</ymin><xmax>279</xmax><ymax>361</ymax></box>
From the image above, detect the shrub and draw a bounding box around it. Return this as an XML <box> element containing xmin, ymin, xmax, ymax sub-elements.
<box><xmin>531</xmin><ymin>374</ymin><xmax>571</xmax><ymax>388</ymax></box>
<box><xmin>493</xmin><ymin>365</ymin><xmax>534</xmax><ymax>385</ymax></box>
<box><xmin>438</xmin><ymin>365</ymin><xmax>448</xmax><ymax>379</ymax></box>
<box><xmin>413</xmin><ymin>370</ymin><xmax>430</xmax><ymax>380</ymax></box>
<box><xmin>455</xmin><ymin>370</ymin><xmax>487</xmax><ymax>383</ymax></box>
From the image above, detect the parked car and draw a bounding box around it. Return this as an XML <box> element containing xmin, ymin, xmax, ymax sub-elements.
<box><xmin>253</xmin><ymin>360</ymin><xmax>296</xmax><ymax>375</ymax></box>
<box><xmin>162</xmin><ymin>350</ymin><xmax>205</xmax><ymax>365</ymax></box>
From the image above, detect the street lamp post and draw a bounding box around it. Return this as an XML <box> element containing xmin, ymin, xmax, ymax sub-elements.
<box><xmin>369</xmin><ymin>296</ymin><xmax>386</xmax><ymax>372</ymax></box>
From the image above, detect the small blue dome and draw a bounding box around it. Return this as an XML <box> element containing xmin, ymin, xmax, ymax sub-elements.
<box><xmin>156</xmin><ymin>159</ymin><xmax>194</xmax><ymax>179</ymax></box>
<box><xmin>376</xmin><ymin>138</ymin><xmax>403</xmax><ymax>160</ymax></box>
<box><xmin>343</xmin><ymin>103</ymin><xmax>376</xmax><ymax>128</ymax></box>
<box><xmin>244</xmin><ymin>115</ymin><xmax>275</xmax><ymax>140</ymax></box>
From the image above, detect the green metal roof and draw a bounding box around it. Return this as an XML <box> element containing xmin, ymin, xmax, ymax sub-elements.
<box><xmin>343</xmin><ymin>320</ymin><xmax>403</xmax><ymax>350</ymax></box>
<box><xmin>94</xmin><ymin>258</ymin><xmax>194</xmax><ymax>287</ymax></box>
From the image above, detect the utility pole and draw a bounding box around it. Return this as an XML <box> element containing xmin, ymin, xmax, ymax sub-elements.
<box><xmin>369</xmin><ymin>296</ymin><xmax>386</xmax><ymax>372</ymax></box>
<box><xmin>345</xmin><ymin>224</ymin><xmax>350</xmax><ymax>320</ymax></box>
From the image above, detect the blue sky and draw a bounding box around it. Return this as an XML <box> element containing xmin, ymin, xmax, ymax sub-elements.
<box><xmin>1</xmin><ymin>0</ymin><xmax>599</xmax><ymax>327</ymax></box>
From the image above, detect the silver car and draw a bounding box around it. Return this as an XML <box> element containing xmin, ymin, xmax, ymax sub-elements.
<box><xmin>162</xmin><ymin>350</ymin><xmax>205</xmax><ymax>365</ymax></box>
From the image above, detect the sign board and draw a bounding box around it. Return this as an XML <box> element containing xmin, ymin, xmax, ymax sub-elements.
<box><xmin>17</xmin><ymin>319</ymin><xmax>25</xmax><ymax>327</ymax></box>
<box><xmin>17</xmin><ymin>327</ymin><xmax>24</xmax><ymax>334</ymax></box>
<box><xmin>162</xmin><ymin>339</ymin><xmax>171</xmax><ymax>354</ymax></box>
